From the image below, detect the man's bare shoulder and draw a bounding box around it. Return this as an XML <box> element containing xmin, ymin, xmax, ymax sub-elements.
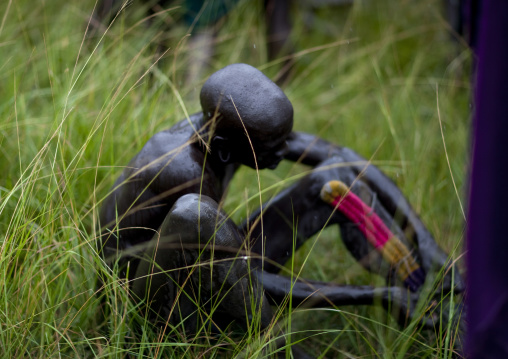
<box><xmin>126</xmin><ymin>114</ymin><xmax>206</xmax><ymax>183</ymax></box>
<box><xmin>131</xmin><ymin>115</ymin><xmax>200</xmax><ymax>163</ymax></box>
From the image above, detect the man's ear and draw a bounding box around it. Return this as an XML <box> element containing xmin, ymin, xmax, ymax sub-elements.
<box><xmin>212</xmin><ymin>136</ymin><xmax>232</xmax><ymax>163</ymax></box>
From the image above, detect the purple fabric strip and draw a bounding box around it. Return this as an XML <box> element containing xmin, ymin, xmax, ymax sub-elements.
<box><xmin>466</xmin><ymin>1</ymin><xmax>508</xmax><ymax>357</ymax></box>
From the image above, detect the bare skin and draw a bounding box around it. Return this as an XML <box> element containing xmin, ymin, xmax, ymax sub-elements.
<box><xmin>99</xmin><ymin>64</ymin><xmax>464</xmax><ymax>355</ymax></box>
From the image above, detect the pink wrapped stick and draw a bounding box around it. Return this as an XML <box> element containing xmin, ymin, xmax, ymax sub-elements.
<box><xmin>321</xmin><ymin>180</ymin><xmax>425</xmax><ymax>291</ymax></box>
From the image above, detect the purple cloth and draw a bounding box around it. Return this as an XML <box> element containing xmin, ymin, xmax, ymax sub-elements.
<box><xmin>467</xmin><ymin>1</ymin><xmax>508</xmax><ymax>357</ymax></box>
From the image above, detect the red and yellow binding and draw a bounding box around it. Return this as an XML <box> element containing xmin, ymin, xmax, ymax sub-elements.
<box><xmin>320</xmin><ymin>180</ymin><xmax>425</xmax><ymax>292</ymax></box>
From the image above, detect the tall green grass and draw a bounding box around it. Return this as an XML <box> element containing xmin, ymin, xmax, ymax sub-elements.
<box><xmin>0</xmin><ymin>0</ymin><xmax>470</xmax><ymax>357</ymax></box>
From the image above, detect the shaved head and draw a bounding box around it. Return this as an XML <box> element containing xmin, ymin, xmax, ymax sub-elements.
<box><xmin>200</xmin><ymin>63</ymin><xmax>293</xmax><ymax>144</ymax></box>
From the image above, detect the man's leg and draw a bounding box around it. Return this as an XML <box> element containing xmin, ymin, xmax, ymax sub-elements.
<box><xmin>243</xmin><ymin>157</ymin><xmax>458</xmax><ymax>293</ymax></box>
<box><xmin>131</xmin><ymin>193</ymin><xmax>272</xmax><ymax>331</ymax></box>
<box><xmin>243</xmin><ymin>158</ymin><xmax>401</xmax><ymax>273</ymax></box>
<box><xmin>129</xmin><ymin>194</ymin><xmax>316</xmax><ymax>358</ymax></box>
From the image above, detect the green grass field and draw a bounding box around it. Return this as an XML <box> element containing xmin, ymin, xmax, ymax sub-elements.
<box><xmin>0</xmin><ymin>0</ymin><xmax>471</xmax><ymax>357</ymax></box>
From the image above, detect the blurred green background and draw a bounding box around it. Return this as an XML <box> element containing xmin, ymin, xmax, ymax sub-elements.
<box><xmin>0</xmin><ymin>0</ymin><xmax>470</xmax><ymax>357</ymax></box>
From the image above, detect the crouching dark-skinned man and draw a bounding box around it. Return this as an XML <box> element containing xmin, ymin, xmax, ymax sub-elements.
<box><xmin>99</xmin><ymin>63</ymin><xmax>465</xmax><ymax>357</ymax></box>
